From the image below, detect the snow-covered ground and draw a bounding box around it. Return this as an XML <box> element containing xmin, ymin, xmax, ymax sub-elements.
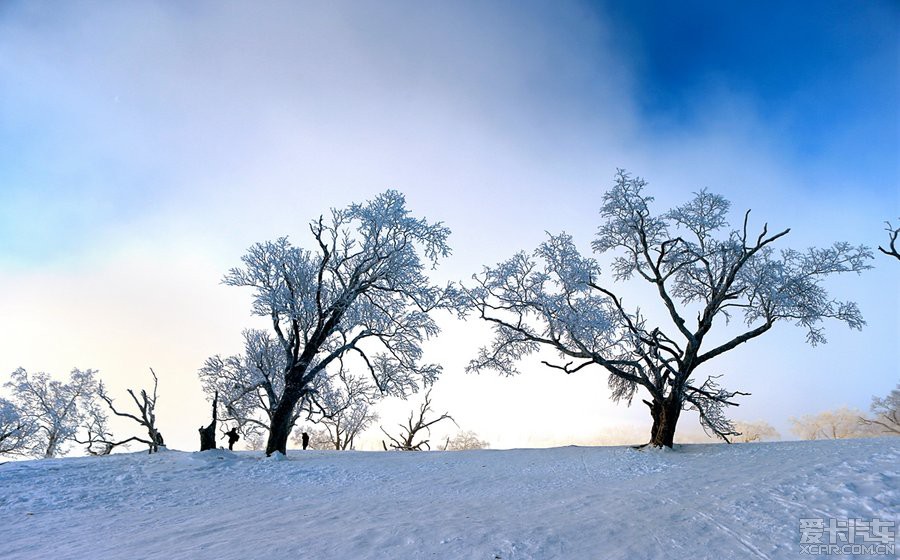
<box><xmin>1</xmin><ymin>438</ymin><xmax>897</xmax><ymax>560</ymax></box>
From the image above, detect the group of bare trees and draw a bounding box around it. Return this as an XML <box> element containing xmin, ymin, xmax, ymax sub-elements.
<box><xmin>192</xmin><ymin>175</ymin><xmax>900</xmax><ymax>452</ymax></box>
<box><xmin>788</xmin><ymin>385</ymin><xmax>900</xmax><ymax>440</ymax></box>
<box><xmin>713</xmin><ymin>384</ymin><xmax>900</xmax><ymax>443</ymax></box>
<box><xmin>2</xmin><ymin>368</ymin><xmax>99</xmax><ymax>458</ymax></box>
<box><xmin>3</xmin><ymin>173</ymin><xmax>897</xmax><ymax>459</ymax></box>
<box><xmin>731</xmin><ymin>386</ymin><xmax>899</xmax><ymax>443</ymax></box>
<box><xmin>789</xmin><ymin>407</ymin><xmax>877</xmax><ymax>440</ymax></box>
<box><xmin>288</xmin><ymin>389</ymin><xmax>483</xmax><ymax>452</ymax></box>
<box><xmin>0</xmin><ymin>367</ymin><xmax>163</xmax><ymax>458</ymax></box>
<box><xmin>284</xmin><ymin>369</ymin><xmax>383</xmax><ymax>451</ymax></box>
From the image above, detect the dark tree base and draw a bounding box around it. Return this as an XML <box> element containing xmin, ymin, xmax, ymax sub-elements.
<box><xmin>199</xmin><ymin>392</ymin><xmax>218</xmax><ymax>451</ymax></box>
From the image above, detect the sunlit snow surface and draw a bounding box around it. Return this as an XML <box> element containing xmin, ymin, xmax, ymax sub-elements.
<box><xmin>1</xmin><ymin>439</ymin><xmax>897</xmax><ymax>559</ymax></box>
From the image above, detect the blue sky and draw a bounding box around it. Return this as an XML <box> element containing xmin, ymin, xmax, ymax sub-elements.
<box><xmin>614</xmin><ymin>1</ymin><xmax>900</xmax><ymax>196</ymax></box>
<box><xmin>0</xmin><ymin>1</ymin><xmax>897</xmax><ymax>449</ymax></box>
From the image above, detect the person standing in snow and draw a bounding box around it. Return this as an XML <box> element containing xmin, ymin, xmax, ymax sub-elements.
<box><xmin>225</xmin><ymin>427</ymin><xmax>240</xmax><ymax>451</ymax></box>
<box><xmin>301</xmin><ymin>432</ymin><xmax>310</xmax><ymax>450</ymax></box>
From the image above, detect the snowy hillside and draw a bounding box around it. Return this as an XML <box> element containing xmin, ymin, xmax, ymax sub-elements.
<box><xmin>1</xmin><ymin>439</ymin><xmax>897</xmax><ymax>560</ymax></box>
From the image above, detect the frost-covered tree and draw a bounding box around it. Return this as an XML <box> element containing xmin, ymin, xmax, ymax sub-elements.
<box><xmin>467</xmin><ymin>171</ymin><xmax>872</xmax><ymax>447</ymax></box>
<box><xmin>203</xmin><ymin>330</ymin><xmax>380</xmax><ymax>450</ymax></box>
<box><xmin>733</xmin><ymin>420</ymin><xmax>780</xmax><ymax>443</ymax></box>
<box><xmin>5</xmin><ymin>368</ymin><xmax>99</xmax><ymax>458</ymax></box>
<box><xmin>381</xmin><ymin>389</ymin><xmax>455</xmax><ymax>451</ymax></box>
<box><xmin>790</xmin><ymin>407</ymin><xmax>878</xmax><ymax>440</ymax></box>
<box><xmin>860</xmin><ymin>383</ymin><xmax>900</xmax><ymax>435</ymax></box>
<box><xmin>0</xmin><ymin>398</ymin><xmax>34</xmax><ymax>456</ymax></box>
<box><xmin>74</xmin><ymin>398</ymin><xmax>115</xmax><ymax>456</ymax></box>
<box><xmin>878</xmin><ymin>220</ymin><xmax>900</xmax><ymax>261</ymax></box>
<box><xmin>224</xmin><ymin>191</ymin><xmax>458</xmax><ymax>455</ymax></box>
<box><xmin>291</xmin><ymin>425</ymin><xmax>332</xmax><ymax>450</ymax></box>
<box><xmin>244</xmin><ymin>431</ymin><xmax>266</xmax><ymax>451</ymax></box>
<box><xmin>202</xmin><ymin>330</ymin><xmax>380</xmax><ymax>451</ymax></box>
<box><xmin>444</xmin><ymin>430</ymin><xmax>489</xmax><ymax>450</ymax></box>
<box><xmin>307</xmin><ymin>367</ymin><xmax>380</xmax><ymax>450</ymax></box>
<box><xmin>199</xmin><ymin>329</ymin><xmax>294</xmax><ymax>444</ymax></box>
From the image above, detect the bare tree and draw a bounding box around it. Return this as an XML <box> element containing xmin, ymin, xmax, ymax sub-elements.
<box><xmin>444</xmin><ymin>430</ymin><xmax>489</xmax><ymax>450</ymax></box>
<box><xmin>878</xmin><ymin>220</ymin><xmax>900</xmax><ymax>261</ymax></box>
<box><xmin>222</xmin><ymin>191</ymin><xmax>459</xmax><ymax>456</ymax></box>
<box><xmin>860</xmin><ymin>383</ymin><xmax>900</xmax><ymax>435</ymax></box>
<box><xmin>790</xmin><ymin>407</ymin><xmax>879</xmax><ymax>440</ymax></box>
<box><xmin>307</xmin><ymin>366</ymin><xmax>380</xmax><ymax>450</ymax></box>
<box><xmin>97</xmin><ymin>368</ymin><xmax>164</xmax><ymax>454</ymax></box>
<box><xmin>243</xmin><ymin>431</ymin><xmax>265</xmax><ymax>451</ymax></box>
<box><xmin>5</xmin><ymin>368</ymin><xmax>99</xmax><ymax>458</ymax></box>
<box><xmin>74</xmin><ymin>398</ymin><xmax>115</xmax><ymax>456</ymax></box>
<box><xmin>467</xmin><ymin>170</ymin><xmax>872</xmax><ymax>447</ymax></box>
<box><xmin>291</xmin><ymin>426</ymin><xmax>332</xmax><ymax>450</ymax></box>
<box><xmin>201</xmin><ymin>332</ymin><xmax>381</xmax><ymax>451</ymax></box>
<box><xmin>381</xmin><ymin>389</ymin><xmax>455</xmax><ymax>451</ymax></box>
<box><xmin>732</xmin><ymin>420</ymin><xmax>780</xmax><ymax>443</ymax></box>
<box><xmin>0</xmin><ymin>398</ymin><xmax>34</xmax><ymax>456</ymax></box>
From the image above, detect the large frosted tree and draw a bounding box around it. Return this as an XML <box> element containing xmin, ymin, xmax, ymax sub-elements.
<box><xmin>467</xmin><ymin>171</ymin><xmax>871</xmax><ymax>447</ymax></box>
<box><xmin>223</xmin><ymin>191</ymin><xmax>457</xmax><ymax>455</ymax></box>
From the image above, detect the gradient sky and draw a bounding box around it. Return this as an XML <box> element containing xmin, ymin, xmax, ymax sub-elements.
<box><xmin>1</xmin><ymin>1</ymin><xmax>897</xmax><ymax>451</ymax></box>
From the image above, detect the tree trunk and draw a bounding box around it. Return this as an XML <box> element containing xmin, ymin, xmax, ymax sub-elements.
<box><xmin>148</xmin><ymin>428</ymin><xmax>162</xmax><ymax>454</ymax></box>
<box><xmin>199</xmin><ymin>392</ymin><xmax>218</xmax><ymax>451</ymax></box>
<box><xmin>647</xmin><ymin>396</ymin><xmax>682</xmax><ymax>448</ymax></box>
<box><xmin>266</xmin><ymin>403</ymin><xmax>294</xmax><ymax>456</ymax></box>
<box><xmin>44</xmin><ymin>433</ymin><xmax>58</xmax><ymax>459</ymax></box>
<box><xmin>265</xmin><ymin>383</ymin><xmax>305</xmax><ymax>456</ymax></box>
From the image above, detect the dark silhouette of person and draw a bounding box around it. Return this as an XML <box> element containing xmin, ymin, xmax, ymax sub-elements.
<box><xmin>301</xmin><ymin>432</ymin><xmax>310</xmax><ymax>450</ymax></box>
<box><xmin>225</xmin><ymin>427</ymin><xmax>240</xmax><ymax>451</ymax></box>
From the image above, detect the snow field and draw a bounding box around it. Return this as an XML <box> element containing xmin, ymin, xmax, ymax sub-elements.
<box><xmin>1</xmin><ymin>438</ymin><xmax>897</xmax><ymax>559</ymax></box>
